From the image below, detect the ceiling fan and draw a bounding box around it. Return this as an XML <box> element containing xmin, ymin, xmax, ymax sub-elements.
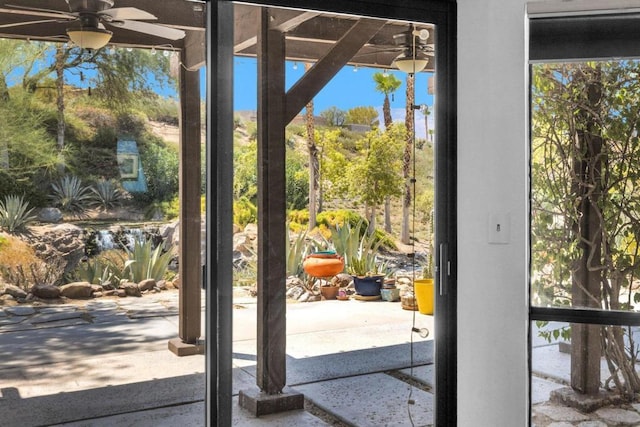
<box><xmin>354</xmin><ymin>24</ymin><xmax>435</xmax><ymax>73</ymax></box>
<box><xmin>392</xmin><ymin>27</ymin><xmax>434</xmax><ymax>73</ymax></box>
<box><xmin>0</xmin><ymin>0</ymin><xmax>185</xmax><ymax>50</ymax></box>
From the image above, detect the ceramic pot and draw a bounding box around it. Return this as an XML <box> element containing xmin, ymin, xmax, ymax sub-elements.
<box><xmin>303</xmin><ymin>251</ymin><xmax>344</xmax><ymax>277</ymax></box>
<box><xmin>352</xmin><ymin>274</ymin><xmax>384</xmax><ymax>296</ymax></box>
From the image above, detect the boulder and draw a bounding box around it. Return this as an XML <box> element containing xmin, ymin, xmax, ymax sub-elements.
<box><xmin>59</xmin><ymin>282</ymin><xmax>94</xmax><ymax>299</ymax></box>
<box><xmin>37</xmin><ymin>207</ymin><xmax>63</xmax><ymax>223</ymax></box>
<box><xmin>243</xmin><ymin>223</ymin><xmax>258</xmax><ymax>237</ymax></box>
<box><xmin>138</xmin><ymin>278</ymin><xmax>156</xmax><ymax>292</ymax></box>
<box><xmin>31</xmin><ymin>284</ymin><xmax>61</xmax><ymax>299</ymax></box>
<box><xmin>331</xmin><ymin>273</ymin><xmax>353</xmax><ymax>288</ymax></box>
<box><xmin>121</xmin><ymin>282</ymin><xmax>141</xmax><ymax>297</ymax></box>
<box><xmin>23</xmin><ymin>224</ymin><xmax>85</xmax><ymax>276</ymax></box>
<box><xmin>2</xmin><ymin>284</ymin><xmax>28</xmax><ymax>299</ymax></box>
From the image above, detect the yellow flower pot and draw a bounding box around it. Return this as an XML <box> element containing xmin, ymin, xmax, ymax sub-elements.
<box><xmin>414</xmin><ymin>278</ymin><xmax>434</xmax><ymax>315</ymax></box>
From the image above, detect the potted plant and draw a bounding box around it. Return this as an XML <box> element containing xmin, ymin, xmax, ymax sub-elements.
<box><xmin>347</xmin><ymin>232</ymin><xmax>385</xmax><ymax>297</ymax></box>
<box><xmin>414</xmin><ymin>252</ymin><xmax>434</xmax><ymax>314</ymax></box>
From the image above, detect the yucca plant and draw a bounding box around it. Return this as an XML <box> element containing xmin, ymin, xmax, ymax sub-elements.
<box><xmin>0</xmin><ymin>194</ymin><xmax>36</xmax><ymax>233</ymax></box>
<box><xmin>90</xmin><ymin>179</ymin><xmax>126</xmax><ymax>210</ymax></box>
<box><xmin>123</xmin><ymin>237</ymin><xmax>175</xmax><ymax>283</ymax></box>
<box><xmin>50</xmin><ymin>175</ymin><xmax>93</xmax><ymax>213</ymax></box>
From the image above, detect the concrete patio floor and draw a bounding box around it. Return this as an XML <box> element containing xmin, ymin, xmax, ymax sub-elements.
<box><xmin>3</xmin><ymin>289</ymin><xmax>635</xmax><ymax>426</ymax></box>
<box><xmin>0</xmin><ymin>289</ymin><xmax>435</xmax><ymax>426</ymax></box>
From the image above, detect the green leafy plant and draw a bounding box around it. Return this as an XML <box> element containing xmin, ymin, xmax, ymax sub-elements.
<box><xmin>330</xmin><ymin>219</ymin><xmax>382</xmax><ymax>276</ymax></box>
<box><xmin>0</xmin><ymin>194</ymin><xmax>36</xmax><ymax>232</ymax></box>
<box><xmin>90</xmin><ymin>179</ymin><xmax>126</xmax><ymax>210</ymax></box>
<box><xmin>123</xmin><ymin>237</ymin><xmax>175</xmax><ymax>283</ymax></box>
<box><xmin>50</xmin><ymin>175</ymin><xmax>93</xmax><ymax>213</ymax></box>
<box><xmin>233</xmin><ymin>197</ymin><xmax>257</xmax><ymax>227</ymax></box>
<box><xmin>73</xmin><ymin>257</ymin><xmax>120</xmax><ymax>288</ymax></box>
<box><xmin>286</xmin><ymin>227</ymin><xmax>319</xmax><ymax>278</ymax></box>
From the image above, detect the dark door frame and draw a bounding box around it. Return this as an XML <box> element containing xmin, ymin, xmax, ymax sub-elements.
<box><xmin>208</xmin><ymin>1</ymin><xmax>457</xmax><ymax>425</ymax></box>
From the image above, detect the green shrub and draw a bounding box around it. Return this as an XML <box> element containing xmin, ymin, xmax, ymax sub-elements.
<box><xmin>286</xmin><ymin>151</ymin><xmax>309</xmax><ymax>210</ymax></box>
<box><xmin>50</xmin><ymin>175</ymin><xmax>93</xmax><ymax>213</ymax></box>
<box><xmin>288</xmin><ymin>209</ymin><xmax>309</xmax><ymax>227</ymax></box>
<box><xmin>0</xmin><ymin>195</ymin><xmax>36</xmax><ymax>232</ymax></box>
<box><xmin>316</xmin><ymin>209</ymin><xmax>366</xmax><ymax>230</ymax></box>
<box><xmin>234</xmin><ymin>197</ymin><xmax>257</xmax><ymax>227</ymax></box>
<box><xmin>138</xmin><ymin>143</ymin><xmax>179</xmax><ymax>203</ymax></box>
<box><xmin>117</xmin><ymin>111</ymin><xmax>148</xmax><ymax>139</ymax></box>
<box><xmin>123</xmin><ymin>238</ymin><xmax>174</xmax><ymax>282</ymax></box>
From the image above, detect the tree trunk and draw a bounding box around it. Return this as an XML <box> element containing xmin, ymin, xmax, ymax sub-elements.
<box><xmin>424</xmin><ymin>108</ymin><xmax>430</xmax><ymax>142</ymax></box>
<box><xmin>304</xmin><ymin>63</ymin><xmax>319</xmax><ymax>232</ymax></box>
<box><xmin>400</xmin><ymin>73</ymin><xmax>415</xmax><ymax>244</ymax></box>
<box><xmin>383</xmin><ymin>94</ymin><xmax>392</xmax><ymax>129</ymax></box>
<box><xmin>384</xmin><ymin>196</ymin><xmax>392</xmax><ymax>233</ymax></box>
<box><xmin>570</xmin><ymin>67</ymin><xmax>603</xmax><ymax>395</ymax></box>
<box><xmin>367</xmin><ymin>204</ymin><xmax>376</xmax><ymax>235</ymax></box>
<box><xmin>382</xmin><ymin>93</ymin><xmax>393</xmax><ymax>232</ymax></box>
<box><xmin>55</xmin><ymin>46</ymin><xmax>66</xmax><ymax>171</ymax></box>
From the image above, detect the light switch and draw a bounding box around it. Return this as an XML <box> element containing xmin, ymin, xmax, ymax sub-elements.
<box><xmin>488</xmin><ymin>212</ymin><xmax>510</xmax><ymax>244</ymax></box>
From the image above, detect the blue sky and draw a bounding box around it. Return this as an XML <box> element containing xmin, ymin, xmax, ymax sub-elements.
<box><xmin>233</xmin><ymin>57</ymin><xmax>435</xmax><ymax>138</ymax></box>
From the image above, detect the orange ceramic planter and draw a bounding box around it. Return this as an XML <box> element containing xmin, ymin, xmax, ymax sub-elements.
<box><xmin>303</xmin><ymin>252</ymin><xmax>344</xmax><ymax>277</ymax></box>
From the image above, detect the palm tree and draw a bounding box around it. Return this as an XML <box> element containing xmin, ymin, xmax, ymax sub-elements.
<box><xmin>305</xmin><ymin>62</ymin><xmax>320</xmax><ymax>232</ymax></box>
<box><xmin>373</xmin><ymin>71</ymin><xmax>402</xmax><ymax>233</ymax></box>
<box><xmin>422</xmin><ymin>104</ymin><xmax>431</xmax><ymax>142</ymax></box>
<box><xmin>401</xmin><ymin>73</ymin><xmax>415</xmax><ymax>244</ymax></box>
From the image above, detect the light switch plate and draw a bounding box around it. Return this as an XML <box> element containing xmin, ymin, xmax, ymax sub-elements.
<box><xmin>488</xmin><ymin>212</ymin><xmax>510</xmax><ymax>244</ymax></box>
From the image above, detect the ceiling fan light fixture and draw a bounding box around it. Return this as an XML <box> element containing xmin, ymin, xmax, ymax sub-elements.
<box><xmin>67</xmin><ymin>26</ymin><xmax>113</xmax><ymax>50</ymax></box>
<box><xmin>393</xmin><ymin>51</ymin><xmax>429</xmax><ymax>74</ymax></box>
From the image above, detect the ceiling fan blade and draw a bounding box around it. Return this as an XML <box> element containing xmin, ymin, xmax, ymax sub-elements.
<box><xmin>0</xmin><ymin>18</ymin><xmax>65</xmax><ymax>29</ymax></box>
<box><xmin>100</xmin><ymin>7</ymin><xmax>156</xmax><ymax>21</ymax></box>
<box><xmin>109</xmin><ymin>20</ymin><xmax>185</xmax><ymax>40</ymax></box>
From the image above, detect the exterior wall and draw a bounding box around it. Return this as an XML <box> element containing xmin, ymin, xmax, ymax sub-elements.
<box><xmin>457</xmin><ymin>0</ymin><xmax>529</xmax><ymax>424</ymax></box>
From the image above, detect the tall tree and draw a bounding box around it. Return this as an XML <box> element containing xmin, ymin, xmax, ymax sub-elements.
<box><xmin>400</xmin><ymin>73</ymin><xmax>416</xmax><ymax>244</ymax></box>
<box><xmin>348</xmin><ymin>125</ymin><xmax>404</xmax><ymax>233</ymax></box>
<box><xmin>422</xmin><ymin>104</ymin><xmax>431</xmax><ymax>142</ymax></box>
<box><xmin>17</xmin><ymin>42</ymin><xmax>173</xmax><ymax>163</ymax></box>
<box><xmin>532</xmin><ymin>61</ymin><xmax>640</xmax><ymax>398</ymax></box>
<box><xmin>305</xmin><ymin>62</ymin><xmax>320</xmax><ymax>232</ymax></box>
<box><xmin>373</xmin><ymin>71</ymin><xmax>402</xmax><ymax>233</ymax></box>
<box><xmin>373</xmin><ymin>72</ymin><xmax>402</xmax><ymax>130</ymax></box>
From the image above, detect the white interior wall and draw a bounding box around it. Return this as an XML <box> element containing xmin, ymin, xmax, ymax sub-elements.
<box><xmin>457</xmin><ymin>0</ymin><xmax>529</xmax><ymax>424</ymax></box>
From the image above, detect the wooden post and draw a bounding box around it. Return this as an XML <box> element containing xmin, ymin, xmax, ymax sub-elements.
<box><xmin>255</xmin><ymin>7</ymin><xmax>287</xmax><ymax>394</ymax></box>
<box><xmin>169</xmin><ymin>56</ymin><xmax>203</xmax><ymax>356</ymax></box>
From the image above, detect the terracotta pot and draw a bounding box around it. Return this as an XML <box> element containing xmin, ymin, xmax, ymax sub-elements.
<box><xmin>320</xmin><ymin>286</ymin><xmax>340</xmax><ymax>300</ymax></box>
<box><xmin>303</xmin><ymin>251</ymin><xmax>344</xmax><ymax>277</ymax></box>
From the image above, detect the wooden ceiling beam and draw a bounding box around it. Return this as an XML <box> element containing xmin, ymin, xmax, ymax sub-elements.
<box><xmin>234</xmin><ymin>5</ymin><xmax>318</xmax><ymax>54</ymax></box>
<box><xmin>284</xmin><ymin>18</ymin><xmax>385</xmax><ymax>123</ymax></box>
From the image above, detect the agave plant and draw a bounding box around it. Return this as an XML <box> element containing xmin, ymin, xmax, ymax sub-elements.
<box><xmin>90</xmin><ymin>179</ymin><xmax>126</xmax><ymax>210</ymax></box>
<box><xmin>329</xmin><ymin>219</ymin><xmax>383</xmax><ymax>276</ymax></box>
<box><xmin>123</xmin><ymin>237</ymin><xmax>175</xmax><ymax>283</ymax></box>
<box><xmin>286</xmin><ymin>227</ymin><xmax>320</xmax><ymax>278</ymax></box>
<box><xmin>0</xmin><ymin>194</ymin><xmax>36</xmax><ymax>233</ymax></box>
<box><xmin>50</xmin><ymin>175</ymin><xmax>93</xmax><ymax>213</ymax></box>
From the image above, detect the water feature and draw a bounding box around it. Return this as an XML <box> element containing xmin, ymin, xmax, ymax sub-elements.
<box><xmin>84</xmin><ymin>225</ymin><xmax>164</xmax><ymax>256</ymax></box>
